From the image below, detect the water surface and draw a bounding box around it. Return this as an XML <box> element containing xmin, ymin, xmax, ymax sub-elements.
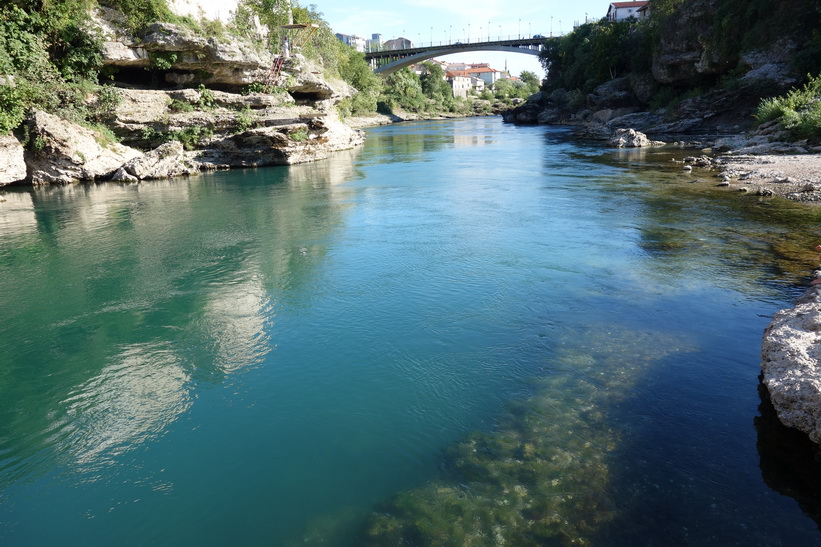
<box><xmin>1</xmin><ymin>118</ymin><xmax>820</xmax><ymax>545</ymax></box>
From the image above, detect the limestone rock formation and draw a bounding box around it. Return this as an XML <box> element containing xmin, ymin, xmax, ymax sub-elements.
<box><xmin>609</xmin><ymin>128</ymin><xmax>665</xmax><ymax>148</ymax></box>
<box><xmin>93</xmin><ymin>7</ymin><xmax>272</xmax><ymax>87</ymax></box>
<box><xmin>762</xmin><ymin>283</ymin><xmax>821</xmax><ymax>445</ymax></box>
<box><xmin>24</xmin><ymin>110</ymin><xmax>142</xmax><ymax>185</ymax></box>
<box><xmin>198</xmin><ymin>116</ymin><xmax>364</xmax><ymax>167</ymax></box>
<box><xmin>0</xmin><ymin>134</ymin><xmax>26</xmax><ymax>185</ymax></box>
<box><xmin>111</xmin><ymin>141</ymin><xmax>200</xmax><ymax>181</ymax></box>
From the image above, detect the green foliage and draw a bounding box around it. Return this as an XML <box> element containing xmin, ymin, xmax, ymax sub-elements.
<box><xmin>419</xmin><ymin>61</ymin><xmax>455</xmax><ymax>110</ymax></box>
<box><xmin>148</xmin><ymin>50</ymin><xmax>178</xmax><ymax>70</ymax></box>
<box><xmin>519</xmin><ymin>70</ymin><xmax>541</xmax><ymax>89</ymax></box>
<box><xmin>0</xmin><ymin>3</ymin><xmax>99</xmax><ymax>131</ymax></box>
<box><xmin>235</xmin><ymin>106</ymin><xmax>255</xmax><ymax>132</ymax></box>
<box><xmin>289</xmin><ymin>128</ymin><xmax>308</xmax><ymax>141</ymax></box>
<box><xmin>540</xmin><ymin>20</ymin><xmax>651</xmax><ymax>94</ymax></box>
<box><xmin>491</xmin><ymin>74</ymin><xmax>540</xmax><ymax>102</ymax></box>
<box><xmin>168</xmin><ymin>98</ymin><xmax>194</xmax><ymax>112</ymax></box>
<box><xmin>142</xmin><ymin>124</ymin><xmax>213</xmax><ymax>149</ymax></box>
<box><xmin>0</xmin><ymin>86</ymin><xmax>27</xmax><ymax>133</ymax></box>
<box><xmin>756</xmin><ymin>73</ymin><xmax>821</xmax><ymax>142</ymax></box>
<box><xmin>196</xmin><ymin>84</ymin><xmax>216</xmax><ymax>109</ymax></box>
<box><xmin>89</xmin><ymin>84</ymin><xmax>122</xmax><ymax>122</ymax></box>
<box><xmin>337</xmin><ymin>48</ymin><xmax>382</xmax><ymax>115</ymax></box>
<box><xmin>102</xmin><ymin>0</ymin><xmax>178</xmax><ymax>34</ymax></box>
<box><xmin>379</xmin><ymin>68</ymin><xmax>427</xmax><ymax>113</ymax></box>
<box><xmin>242</xmin><ymin>82</ymin><xmax>267</xmax><ymax>95</ymax></box>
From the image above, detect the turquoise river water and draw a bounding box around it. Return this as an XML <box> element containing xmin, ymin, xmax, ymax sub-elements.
<box><xmin>2</xmin><ymin>118</ymin><xmax>821</xmax><ymax>545</ymax></box>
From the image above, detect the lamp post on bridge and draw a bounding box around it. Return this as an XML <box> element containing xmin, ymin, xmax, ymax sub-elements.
<box><xmin>487</xmin><ymin>21</ymin><xmax>490</xmax><ymax>41</ymax></box>
<box><xmin>518</xmin><ymin>18</ymin><xmax>521</xmax><ymax>39</ymax></box>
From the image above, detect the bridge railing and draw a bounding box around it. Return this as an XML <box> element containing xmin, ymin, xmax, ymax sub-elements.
<box><xmin>365</xmin><ymin>34</ymin><xmax>548</xmax><ymax>54</ymax></box>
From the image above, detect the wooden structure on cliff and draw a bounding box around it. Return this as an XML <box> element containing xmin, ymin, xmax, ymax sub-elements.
<box><xmin>265</xmin><ymin>23</ymin><xmax>320</xmax><ymax>91</ymax></box>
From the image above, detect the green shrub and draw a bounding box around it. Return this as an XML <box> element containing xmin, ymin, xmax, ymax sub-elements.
<box><xmin>0</xmin><ymin>86</ymin><xmax>26</xmax><ymax>133</ymax></box>
<box><xmin>242</xmin><ymin>82</ymin><xmax>267</xmax><ymax>95</ymax></box>
<box><xmin>148</xmin><ymin>50</ymin><xmax>178</xmax><ymax>70</ymax></box>
<box><xmin>756</xmin><ymin>73</ymin><xmax>821</xmax><ymax>142</ymax></box>
<box><xmin>196</xmin><ymin>84</ymin><xmax>216</xmax><ymax>109</ymax></box>
<box><xmin>235</xmin><ymin>106</ymin><xmax>255</xmax><ymax>132</ymax></box>
<box><xmin>289</xmin><ymin>128</ymin><xmax>308</xmax><ymax>142</ymax></box>
<box><xmin>169</xmin><ymin>98</ymin><xmax>194</xmax><ymax>112</ymax></box>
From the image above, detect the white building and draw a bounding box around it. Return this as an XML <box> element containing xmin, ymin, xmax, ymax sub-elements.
<box><xmin>606</xmin><ymin>1</ymin><xmax>649</xmax><ymax>22</ymax></box>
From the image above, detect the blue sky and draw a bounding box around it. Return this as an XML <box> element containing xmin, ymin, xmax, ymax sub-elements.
<box><xmin>321</xmin><ymin>0</ymin><xmax>615</xmax><ymax>78</ymax></box>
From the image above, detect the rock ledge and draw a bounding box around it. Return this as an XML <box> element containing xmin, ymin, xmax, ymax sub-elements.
<box><xmin>762</xmin><ymin>280</ymin><xmax>821</xmax><ymax>444</ymax></box>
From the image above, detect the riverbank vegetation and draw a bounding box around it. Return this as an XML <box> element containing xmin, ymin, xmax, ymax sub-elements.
<box><xmin>0</xmin><ymin>0</ymin><xmax>539</xmax><ymax>139</ymax></box>
<box><xmin>534</xmin><ymin>0</ymin><xmax>821</xmax><ymax>136</ymax></box>
<box><xmin>756</xmin><ymin>74</ymin><xmax>821</xmax><ymax>143</ymax></box>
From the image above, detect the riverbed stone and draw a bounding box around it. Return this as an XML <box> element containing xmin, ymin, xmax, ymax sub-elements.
<box><xmin>762</xmin><ymin>282</ymin><xmax>821</xmax><ymax>445</ymax></box>
<box><xmin>609</xmin><ymin>128</ymin><xmax>665</xmax><ymax>148</ymax></box>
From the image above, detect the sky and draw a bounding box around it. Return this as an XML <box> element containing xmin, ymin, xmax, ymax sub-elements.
<box><xmin>321</xmin><ymin>0</ymin><xmax>615</xmax><ymax>79</ymax></box>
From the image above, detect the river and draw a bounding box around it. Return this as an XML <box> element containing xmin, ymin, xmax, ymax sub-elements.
<box><xmin>1</xmin><ymin>117</ymin><xmax>821</xmax><ymax>545</ymax></box>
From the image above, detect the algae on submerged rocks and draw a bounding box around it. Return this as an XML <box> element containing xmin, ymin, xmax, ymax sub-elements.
<box><xmin>365</xmin><ymin>327</ymin><xmax>693</xmax><ymax>545</ymax></box>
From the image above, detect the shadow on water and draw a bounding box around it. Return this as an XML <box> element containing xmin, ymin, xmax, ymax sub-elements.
<box><xmin>756</xmin><ymin>380</ymin><xmax>821</xmax><ymax>533</ymax></box>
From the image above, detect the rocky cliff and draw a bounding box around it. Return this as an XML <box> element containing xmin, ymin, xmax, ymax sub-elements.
<box><xmin>504</xmin><ymin>0</ymin><xmax>811</xmax><ymax>138</ymax></box>
<box><xmin>0</xmin><ymin>7</ymin><xmax>364</xmax><ymax>187</ymax></box>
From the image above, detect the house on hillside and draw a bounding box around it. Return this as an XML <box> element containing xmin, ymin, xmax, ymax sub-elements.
<box><xmin>464</xmin><ymin>64</ymin><xmax>505</xmax><ymax>86</ymax></box>
<box><xmin>606</xmin><ymin>1</ymin><xmax>649</xmax><ymax>22</ymax></box>
<box><xmin>446</xmin><ymin>71</ymin><xmax>485</xmax><ymax>98</ymax></box>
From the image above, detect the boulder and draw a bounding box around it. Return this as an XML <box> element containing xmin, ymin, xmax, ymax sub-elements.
<box><xmin>111</xmin><ymin>141</ymin><xmax>200</xmax><ymax>181</ymax></box>
<box><xmin>609</xmin><ymin>128</ymin><xmax>665</xmax><ymax>148</ymax></box>
<box><xmin>762</xmin><ymin>283</ymin><xmax>821</xmax><ymax>445</ymax></box>
<box><xmin>24</xmin><ymin>110</ymin><xmax>141</xmax><ymax>185</ymax></box>
<box><xmin>0</xmin><ymin>134</ymin><xmax>27</xmax><ymax>185</ymax></box>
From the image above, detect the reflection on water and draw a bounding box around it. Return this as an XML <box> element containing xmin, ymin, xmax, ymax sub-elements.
<box><xmin>53</xmin><ymin>343</ymin><xmax>191</xmax><ymax>471</ymax></box>
<box><xmin>0</xmin><ymin>151</ymin><xmax>358</xmax><ymax>489</ymax></box>
<box><xmin>756</xmin><ymin>381</ymin><xmax>821</xmax><ymax>531</ymax></box>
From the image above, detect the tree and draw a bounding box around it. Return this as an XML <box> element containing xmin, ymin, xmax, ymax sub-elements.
<box><xmin>419</xmin><ymin>61</ymin><xmax>455</xmax><ymax>110</ymax></box>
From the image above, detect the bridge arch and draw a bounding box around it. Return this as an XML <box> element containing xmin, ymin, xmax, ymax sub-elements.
<box><xmin>365</xmin><ymin>38</ymin><xmax>547</xmax><ymax>76</ymax></box>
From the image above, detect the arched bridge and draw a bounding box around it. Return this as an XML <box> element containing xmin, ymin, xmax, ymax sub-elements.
<box><xmin>364</xmin><ymin>37</ymin><xmax>548</xmax><ymax>75</ymax></box>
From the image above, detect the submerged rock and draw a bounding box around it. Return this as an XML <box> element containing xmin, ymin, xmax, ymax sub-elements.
<box><xmin>762</xmin><ymin>282</ymin><xmax>821</xmax><ymax>444</ymax></box>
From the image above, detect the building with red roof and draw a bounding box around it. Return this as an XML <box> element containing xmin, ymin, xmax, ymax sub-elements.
<box><xmin>606</xmin><ymin>1</ymin><xmax>649</xmax><ymax>22</ymax></box>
